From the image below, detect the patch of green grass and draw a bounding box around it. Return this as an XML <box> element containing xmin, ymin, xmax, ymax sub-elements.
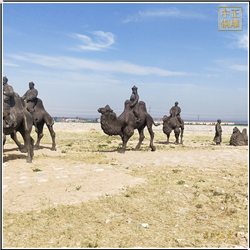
<box><xmin>213</xmin><ymin>191</ymin><xmax>223</xmax><ymax>196</ymax></box>
<box><xmin>196</xmin><ymin>204</ymin><xmax>202</xmax><ymax>208</ymax></box>
<box><xmin>193</xmin><ymin>191</ymin><xmax>200</xmax><ymax>198</ymax></box>
<box><xmin>177</xmin><ymin>180</ymin><xmax>185</xmax><ymax>185</ymax></box>
<box><xmin>172</xmin><ymin>169</ymin><xmax>181</xmax><ymax>173</ymax></box>
<box><xmin>32</xmin><ymin>168</ymin><xmax>42</xmax><ymax>172</ymax></box>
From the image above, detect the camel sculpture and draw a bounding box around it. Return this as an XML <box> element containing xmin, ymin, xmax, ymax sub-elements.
<box><xmin>22</xmin><ymin>97</ymin><xmax>56</xmax><ymax>151</ymax></box>
<box><xmin>3</xmin><ymin>92</ymin><xmax>34</xmax><ymax>163</ymax></box>
<box><xmin>98</xmin><ymin>100</ymin><xmax>159</xmax><ymax>153</ymax></box>
<box><xmin>3</xmin><ymin>133</ymin><xmax>6</xmax><ymax>146</ymax></box>
<box><xmin>162</xmin><ymin>114</ymin><xmax>184</xmax><ymax>144</ymax></box>
<box><xmin>229</xmin><ymin>127</ymin><xmax>248</xmax><ymax>146</ymax></box>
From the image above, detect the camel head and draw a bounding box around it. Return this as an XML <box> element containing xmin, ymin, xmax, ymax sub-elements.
<box><xmin>233</xmin><ymin>127</ymin><xmax>240</xmax><ymax>134</ymax></box>
<box><xmin>98</xmin><ymin>105</ymin><xmax>117</xmax><ymax>120</ymax></box>
<box><xmin>162</xmin><ymin>115</ymin><xmax>169</xmax><ymax>122</ymax></box>
<box><xmin>98</xmin><ymin>105</ymin><xmax>113</xmax><ymax>114</ymax></box>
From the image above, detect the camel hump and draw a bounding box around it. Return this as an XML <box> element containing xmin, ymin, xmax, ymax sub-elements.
<box><xmin>11</xmin><ymin>92</ymin><xmax>23</xmax><ymax>110</ymax></box>
<box><xmin>35</xmin><ymin>98</ymin><xmax>45</xmax><ymax>109</ymax></box>
<box><xmin>136</xmin><ymin>101</ymin><xmax>147</xmax><ymax>112</ymax></box>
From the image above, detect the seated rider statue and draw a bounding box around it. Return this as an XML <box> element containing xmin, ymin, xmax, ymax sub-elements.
<box><xmin>3</xmin><ymin>76</ymin><xmax>15</xmax><ymax>128</ymax></box>
<box><xmin>169</xmin><ymin>101</ymin><xmax>184</xmax><ymax>128</ymax></box>
<box><xmin>21</xmin><ymin>81</ymin><xmax>38</xmax><ymax>130</ymax></box>
<box><xmin>130</xmin><ymin>85</ymin><xmax>141</xmax><ymax>123</ymax></box>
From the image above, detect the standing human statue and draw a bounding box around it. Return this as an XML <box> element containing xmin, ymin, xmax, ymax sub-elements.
<box><xmin>169</xmin><ymin>101</ymin><xmax>184</xmax><ymax>128</ymax></box>
<box><xmin>22</xmin><ymin>81</ymin><xmax>38</xmax><ymax>130</ymax></box>
<box><xmin>213</xmin><ymin>119</ymin><xmax>222</xmax><ymax>145</ymax></box>
<box><xmin>3</xmin><ymin>76</ymin><xmax>15</xmax><ymax>128</ymax></box>
<box><xmin>130</xmin><ymin>85</ymin><xmax>141</xmax><ymax>123</ymax></box>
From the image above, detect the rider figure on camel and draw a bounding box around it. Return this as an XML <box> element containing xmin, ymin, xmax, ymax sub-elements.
<box><xmin>22</xmin><ymin>81</ymin><xmax>38</xmax><ymax>130</ymax></box>
<box><xmin>130</xmin><ymin>85</ymin><xmax>141</xmax><ymax>123</ymax></box>
<box><xmin>169</xmin><ymin>101</ymin><xmax>184</xmax><ymax>128</ymax></box>
<box><xmin>3</xmin><ymin>76</ymin><xmax>15</xmax><ymax>128</ymax></box>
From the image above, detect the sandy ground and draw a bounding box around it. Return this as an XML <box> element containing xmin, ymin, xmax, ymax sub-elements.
<box><xmin>2</xmin><ymin>123</ymin><xmax>248</xmax><ymax>213</ymax></box>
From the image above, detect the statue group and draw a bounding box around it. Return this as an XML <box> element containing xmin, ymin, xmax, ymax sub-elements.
<box><xmin>3</xmin><ymin>77</ymin><xmax>56</xmax><ymax>163</ymax></box>
<box><xmin>98</xmin><ymin>85</ymin><xmax>187</xmax><ymax>152</ymax></box>
<box><xmin>212</xmin><ymin>119</ymin><xmax>248</xmax><ymax>146</ymax></box>
<box><xmin>3</xmin><ymin>79</ymin><xmax>248</xmax><ymax>162</ymax></box>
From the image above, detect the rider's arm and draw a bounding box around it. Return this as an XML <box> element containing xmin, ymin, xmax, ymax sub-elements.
<box><xmin>130</xmin><ymin>94</ymin><xmax>139</xmax><ymax>108</ymax></box>
<box><xmin>21</xmin><ymin>91</ymin><xmax>27</xmax><ymax>101</ymax></box>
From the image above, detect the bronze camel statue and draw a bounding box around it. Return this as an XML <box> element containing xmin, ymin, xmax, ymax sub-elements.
<box><xmin>162</xmin><ymin>114</ymin><xmax>184</xmax><ymax>144</ymax></box>
<box><xmin>3</xmin><ymin>92</ymin><xmax>34</xmax><ymax>163</ymax></box>
<box><xmin>229</xmin><ymin>127</ymin><xmax>248</xmax><ymax>146</ymax></box>
<box><xmin>22</xmin><ymin>97</ymin><xmax>56</xmax><ymax>151</ymax></box>
<box><xmin>98</xmin><ymin>100</ymin><xmax>159</xmax><ymax>153</ymax></box>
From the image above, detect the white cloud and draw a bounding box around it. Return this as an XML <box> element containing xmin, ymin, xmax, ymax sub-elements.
<box><xmin>123</xmin><ymin>8</ymin><xmax>206</xmax><ymax>23</ymax></box>
<box><xmin>236</xmin><ymin>34</ymin><xmax>248</xmax><ymax>50</ymax></box>
<box><xmin>230</xmin><ymin>64</ymin><xmax>248</xmax><ymax>71</ymax></box>
<box><xmin>3</xmin><ymin>60</ymin><xmax>19</xmax><ymax>67</ymax></box>
<box><xmin>224</xmin><ymin>32</ymin><xmax>248</xmax><ymax>50</ymax></box>
<box><xmin>7</xmin><ymin>53</ymin><xmax>188</xmax><ymax>77</ymax></box>
<box><xmin>73</xmin><ymin>31</ymin><xmax>115</xmax><ymax>51</ymax></box>
<box><xmin>215</xmin><ymin>59</ymin><xmax>248</xmax><ymax>72</ymax></box>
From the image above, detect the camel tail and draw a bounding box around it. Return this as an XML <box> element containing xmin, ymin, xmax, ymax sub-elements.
<box><xmin>153</xmin><ymin>122</ymin><xmax>161</xmax><ymax>127</ymax></box>
<box><xmin>147</xmin><ymin>114</ymin><xmax>161</xmax><ymax>127</ymax></box>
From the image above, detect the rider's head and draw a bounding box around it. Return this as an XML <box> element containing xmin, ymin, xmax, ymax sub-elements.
<box><xmin>3</xmin><ymin>76</ymin><xmax>8</xmax><ymax>85</ymax></box>
<box><xmin>132</xmin><ymin>85</ymin><xmax>138</xmax><ymax>93</ymax></box>
<box><xmin>29</xmin><ymin>81</ymin><xmax>35</xmax><ymax>89</ymax></box>
<box><xmin>175</xmin><ymin>101</ymin><xmax>178</xmax><ymax>106</ymax></box>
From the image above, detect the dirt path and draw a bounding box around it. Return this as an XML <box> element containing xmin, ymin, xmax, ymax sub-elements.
<box><xmin>2</xmin><ymin>123</ymin><xmax>248</xmax><ymax>213</ymax></box>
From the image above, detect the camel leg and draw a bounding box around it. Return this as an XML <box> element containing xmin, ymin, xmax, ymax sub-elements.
<box><xmin>147</xmin><ymin>124</ymin><xmax>156</xmax><ymax>151</ymax></box>
<box><xmin>44</xmin><ymin>114</ymin><xmax>56</xmax><ymax>150</ymax></box>
<box><xmin>23</xmin><ymin>111</ymin><xmax>34</xmax><ymax>163</ymax></box>
<box><xmin>166</xmin><ymin>133</ymin><xmax>170</xmax><ymax>144</ymax></box>
<box><xmin>47</xmin><ymin>124</ymin><xmax>56</xmax><ymax>151</ymax></box>
<box><xmin>119</xmin><ymin>127</ymin><xmax>134</xmax><ymax>153</ymax></box>
<box><xmin>174</xmin><ymin>128</ymin><xmax>180</xmax><ymax>145</ymax></box>
<box><xmin>34</xmin><ymin>122</ymin><xmax>44</xmax><ymax>150</ymax></box>
<box><xmin>18</xmin><ymin>126</ymin><xmax>33</xmax><ymax>163</ymax></box>
<box><xmin>3</xmin><ymin>133</ymin><xmax>6</xmax><ymax>146</ymax></box>
<box><xmin>10</xmin><ymin>131</ymin><xmax>27</xmax><ymax>153</ymax></box>
<box><xmin>180</xmin><ymin>127</ymin><xmax>184</xmax><ymax>144</ymax></box>
<box><xmin>134</xmin><ymin>127</ymin><xmax>145</xmax><ymax>151</ymax></box>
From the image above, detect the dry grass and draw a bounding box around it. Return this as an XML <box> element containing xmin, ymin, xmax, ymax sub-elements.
<box><xmin>3</xmin><ymin>124</ymin><xmax>248</xmax><ymax>248</ymax></box>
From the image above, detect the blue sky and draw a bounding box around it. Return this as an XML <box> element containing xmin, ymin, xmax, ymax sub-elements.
<box><xmin>3</xmin><ymin>2</ymin><xmax>249</xmax><ymax>122</ymax></box>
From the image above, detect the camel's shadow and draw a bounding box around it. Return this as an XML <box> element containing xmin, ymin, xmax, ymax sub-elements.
<box><xmin>96</xmin><ymin>148</ymin><xmax>143</xmax><ymax>153</ymax></box>
<box><xmin>156</xmin><ymin>141</ymin><xmax>182</xmax><ymax>145</ymax></box>
<box><xmin>95</xmin><ymin>149</ymin><xmax>118</xmax><ymax>153</ymax></box>
<box><xmin>3</xmin><ymin>146</ymin><xmax>21</xmax><ymax>153</ymax></box>
<box><xmin>3</xmin><ymin>154</ymin><xmax>26</xmax><ymax>162</ymax></box>
<box><xmin>34</xmin><ymin>145</ymin><xmax>54</xmax><ymax>150</ymax></box>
